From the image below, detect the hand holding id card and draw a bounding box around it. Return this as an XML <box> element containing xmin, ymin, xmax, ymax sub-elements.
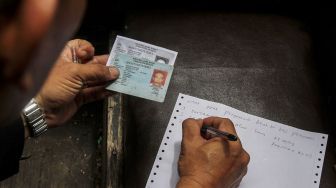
<box><xmin>106</xmin><ymin>36</ymin><xmax>178</xmax><ymax>102</ymax></box>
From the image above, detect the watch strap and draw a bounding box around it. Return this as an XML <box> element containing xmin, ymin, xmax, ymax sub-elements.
<box><xmin>22</xmin><ymin>99</ymin><xmax>48</xmax><ymax>137</ymax></box>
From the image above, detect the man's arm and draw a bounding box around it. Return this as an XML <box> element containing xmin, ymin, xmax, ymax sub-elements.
<box><xmin>0</xmin><ymin>39</ymin><xmax>119</xmax><ymax>181</ymax></box>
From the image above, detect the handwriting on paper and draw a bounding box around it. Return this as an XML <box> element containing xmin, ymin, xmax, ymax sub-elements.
<box><xmin>185</xmin><ymin>102</ymin><xmax>318</xmax><ymax>160</ymax></box>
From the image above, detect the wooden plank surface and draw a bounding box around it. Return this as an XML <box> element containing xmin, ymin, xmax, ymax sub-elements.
<box><xmin>103</xmin><ymin>94</ymin><xmax>125</xmax><ymax>188</ymax></box>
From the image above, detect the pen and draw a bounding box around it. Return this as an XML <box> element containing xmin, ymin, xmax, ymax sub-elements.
<box><xmin>201</xmin><ymin>125</ymin><xmax>238</xmax><ymax>141</ymax></box>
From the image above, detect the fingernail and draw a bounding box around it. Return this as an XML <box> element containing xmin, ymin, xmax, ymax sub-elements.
<box><xmin>80</xmin><ymin>50</ymin><xmax>88</xmax><ymax>57</ymax></box>
<box><xmin>109</xmin><ymin>67</ymin><xmax>119</xmax><ymax>79</ymax></box>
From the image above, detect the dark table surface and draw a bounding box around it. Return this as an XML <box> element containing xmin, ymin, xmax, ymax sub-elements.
<box><xmin>123</xmin><ymin>11</ymin><xmax>336</xmax><ymax>188</ymax></box>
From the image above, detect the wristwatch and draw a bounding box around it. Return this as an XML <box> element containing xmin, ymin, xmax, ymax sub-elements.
<box><xmin>22</xmin><ymin>99</ymin><xmax>48</xmax><ymax>137</ymax></box>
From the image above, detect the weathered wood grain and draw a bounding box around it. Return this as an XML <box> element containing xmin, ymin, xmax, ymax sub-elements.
<box><xmin>103</xmin><ymin>94</ymin><xmax>124</xmax><ymax>188</ymax></box>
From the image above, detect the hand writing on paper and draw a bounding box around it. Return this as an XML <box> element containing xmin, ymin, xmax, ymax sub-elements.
<box><xmin>177</xmin><ymin>117</ymin><xmax>250</xmax><ymax>188</ymax></box>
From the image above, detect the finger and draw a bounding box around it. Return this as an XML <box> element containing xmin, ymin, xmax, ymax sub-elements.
<box><xmin>229</xmin><ymin>149</ymin><xmax>250</xmax><ymax>184</ymax></box>
<box><xmin>240</xmin><ymin>149</ymin><xmax>250</xmax><ymax>167</ymax></box>
<box><xmin>76</xmin><ymin>63</ymin><xmax>119</xmax><ymax>85</ymax></box>
<box><xmin>231</xmin><ymin>176</ymin><xmax>243</xmax><ymax>188</ymax></box>
<box><xmin>241</xmin><ymin>166</ymin><xmax>248</xmax><ymax>177</ymax></box>
<box><xmin>86</xmin><ymin>55</ymin><xmax>109</xmax><ymax>65</ymax></box>
<box><xmin>83</xmin><ymin>80</ymin><xmax>111</xmax><ymax>88</ymax></box>
<box><xmin>203</xmin><ymin>117</ymin><xmax>243</xmax><ymax>149</ymax></box>
<box><xmin>71</xmin><ymin>39</ymin><xmax>95</xmax><ymax>61</ymax></box>
<box><xmin>203</xmin><ymin>116</ymin><xmax>238</xmax><ymax>135</ymax></box>
<box><xmin>182</xmin><ymin>118</ymin><xmax>205</xmax><ymax>144</ymax></box>
<box><xmin>76</xmin><ymin>86</ymin><xmax>114</xmax><ymax>106</ymax></box>
<box><xmin>231</xmin><ymin>167</ymin><xmax>248</xmax><ymax>188</ymax></box>
<box><xmin>232</xmin><ymin>150</ymin><xmax>250</xmax><ymax>178</ymax></box>
<box><xmin>202</xmin><ymin>137</ymin><xmax>230</xmax><ymax>155</ymax></box>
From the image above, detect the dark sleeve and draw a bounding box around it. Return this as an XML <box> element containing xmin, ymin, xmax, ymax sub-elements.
<box><xmin>0</xmin><ymin>118</ymin><xmax>25</xmax><ymax>181</ymax></box>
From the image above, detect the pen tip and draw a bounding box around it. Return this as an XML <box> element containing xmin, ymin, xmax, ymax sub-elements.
<box><xmin>229</xmin><ymin>134</ymin><xmax>238</xmax><ymax>141</ymax></box>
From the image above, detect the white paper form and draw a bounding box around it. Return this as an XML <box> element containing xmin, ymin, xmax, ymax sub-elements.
<box><xmin>146</xmin><ymin>93</ymin><xmax>328</xmax><ymax>188</ymax></box>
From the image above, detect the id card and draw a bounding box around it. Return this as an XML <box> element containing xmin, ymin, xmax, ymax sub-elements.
<box><xmin>106</xmin><ymin>36</ymin><xmax>177</xmax><ymax>102</ymax></box>
<box><xmin>107</xmin><ymin>35</ymin><xmax>178</xmax><ymax>66</ymax></box>
<box><xmin>106</xmin><ymin>54</ymin><xmax>174</xmax><ymax>102</ymax></box>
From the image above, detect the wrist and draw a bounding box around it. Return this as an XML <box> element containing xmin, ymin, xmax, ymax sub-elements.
<box><xmin>34</xmin><ymin>95</ymin><xmax>45</xmax><ymax>112</ymax></box>
<box><xmin>35</xmin><ymin>95</ymin><xmax>51</xmax><ymax>127</ymax></box>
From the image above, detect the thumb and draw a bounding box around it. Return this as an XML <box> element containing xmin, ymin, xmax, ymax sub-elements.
<box><xmin>182</xmin><ymin>118</ymin><xmax>205</xmax><ymax>145</ymax></box>
<box><xmin>76</xmin><ymin>63</ymin><xmax>119</xmax><ymax>86</ymax></box>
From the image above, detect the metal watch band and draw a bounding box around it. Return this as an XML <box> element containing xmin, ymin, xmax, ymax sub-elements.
<box><xmin>22</xmin><ymin>99</ymin><xmax>48</xmax><ymax>137</ymax></box>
